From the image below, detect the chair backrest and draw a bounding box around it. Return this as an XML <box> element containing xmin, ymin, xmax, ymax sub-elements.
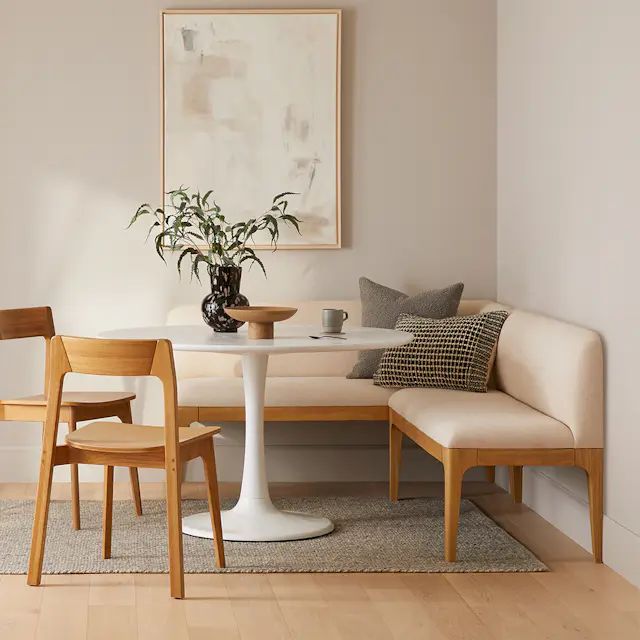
<box><xmin>61</xmin><ymin>336</ymin><xmax>159</xmax><ymax>377</ymax></box>
<box><xmin>0</xmin><ymin>306</ymin><xmax>56</xmax><ymax>394</ymax></box>
<box><xmin>0</xmin><ymin>306</ymin><xmax>55</xmax><ymax>340</ymax></box>
<box><xmin>45</xmin><ymin>336</ymin><xmax>178</xmax><ymax>447</ymax></box>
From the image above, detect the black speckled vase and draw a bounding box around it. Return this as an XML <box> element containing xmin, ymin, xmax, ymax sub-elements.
<box><xmin>201</xmin><ymin>265</ymin><xmax>249</xmax><ymax>332</ymax></box>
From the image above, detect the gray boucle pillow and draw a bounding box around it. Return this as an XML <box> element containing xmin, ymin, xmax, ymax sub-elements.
<box><xmin>347</xmin><ymin>277</ymin><xmax>464</xmax><ymax>379</ymax></box>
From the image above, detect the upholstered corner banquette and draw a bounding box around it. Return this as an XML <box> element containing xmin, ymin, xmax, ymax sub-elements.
<box><xmin>170</xmin><ymin>299</ymin><xmax>604</xmax><ymax>563</ymax></box>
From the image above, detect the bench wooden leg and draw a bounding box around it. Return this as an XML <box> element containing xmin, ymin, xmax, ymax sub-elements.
<box><xmin>389</xmin><ymin>422</ymin><xmax>403</xmax><ymax>502</ymax></box>
<box><xmin>443</xmin><ymin>449</ymin><xmax>476</xmax><ymax>562</ymax></box>
<box><xmin>576</xmin><ymin>449</ymin><xmax>603</xmax><ymax>563</ymax></box>
<box><xmin>509</xmin><ymin>466</ymin><xmax>523</xmax><ymax>503</ymax></box>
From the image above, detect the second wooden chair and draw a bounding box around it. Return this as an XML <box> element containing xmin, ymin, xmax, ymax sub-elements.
<box><xmin>0</xmin><ymin>306</ymin><xmax>142</xmax><ymax>527</ymax></box>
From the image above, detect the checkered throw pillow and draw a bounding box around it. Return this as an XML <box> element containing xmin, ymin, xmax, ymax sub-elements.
<box><xmin>373</xmin><ymin>311</ymin><xmax>509</xmax><ymax>392</ymax></box>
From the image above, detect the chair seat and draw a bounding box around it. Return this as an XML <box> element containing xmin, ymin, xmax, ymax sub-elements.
<box><xmin>0</xmin><ymin>391</ymin><xmax>135</xmax><ymax>407</ymax></box>
<box><xmin>389</xmin><ymin>388</ymin><xmax>575</xmax><ymax>449</ymax></box>
<box><xmin>178</xmin><ymin>376</ymin><xmax>394</xmax><ymax>407</ymax></box>
<box><xmin>66</xmin><ymin>421</ymin><xmax>220</xmax><ymax>453</ymax></box>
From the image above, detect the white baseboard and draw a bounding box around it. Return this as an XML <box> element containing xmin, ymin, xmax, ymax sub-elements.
<box><xmin>503</xmin><ymin>467</ymin><xmax>640</xmax><ymax>588</ymax></box>
<box><xmin>603</xmin><ymin>515</ymin><xmax>640</xmax><ymax>590</ymax></box>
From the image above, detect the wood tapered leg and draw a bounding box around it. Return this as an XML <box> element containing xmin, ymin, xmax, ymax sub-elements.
<box><xmin>389</xmin><ymin>423</ymin><xmax>403</xmax><ymax>502</ymax></box>
<box><xmin>27</xmin><ymin>434</ymin><xmax>58</xmax><ymax>586</ymax></box>
<box><xmin>443</xmin><ymin>449</ymin><xmax>476</xmax><ymax>562</ymax></box>
<box><xmin>509</xmin><ymin>466</ymin><xmax>523</xmax><ymax>503</ymax></box>
<box><xmin>102</xmin><ymin>466</ymin><xmax>114</xmax><ymax>559</ymax></box>
<box><xmin>202</xmin><ymin>441</ymin><xmax>225</xmax><ymax>569</ymax></box>
<box><xmin>486</xmin><ymin>466</ymin><xmax>496</xmax><ymax>483</ymax></box>
<box><xmin>67</xmin><ymin>416</ymin><xmax>81</xmax><ymax>530</ymax></box>
<box><xmin>118</xmin><ymin>403</ymin><xmax>142</xmax><ymax>516</ymax></box>
<box><xmin>166</xmin><ymin>454</ymin><xmax>185</xmax><ymax>598</ymax></box>
<box><xmin>128</xmin><ymin>467</ymin><xmax>143</xmax><ymax>516</ymax></box>
<box><xmin>576</xmin><ymin>449</ymin><xmax>603</xmax><ymax>563</ymax></box>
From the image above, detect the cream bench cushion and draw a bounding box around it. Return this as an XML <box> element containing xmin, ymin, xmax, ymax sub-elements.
<box><xmin>179</xmin><ymin>376</ymin><xmax>394</xmax><ymax>407</ymax></box>
<box><xmin>389</xmin><ymin>388</ymin><xmax>574</xmax><ymax>449</ymax></box>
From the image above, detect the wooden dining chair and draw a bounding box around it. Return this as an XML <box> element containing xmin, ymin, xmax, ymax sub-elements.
<box><xmin>0</xmin><ymin>306</ymin><xmax>142</xmax><ymax>528</ymax></box>
<box><xmin>27</xmin><ymin>335</ymin><xmax>225</xmax><ymax>599</ymax></box>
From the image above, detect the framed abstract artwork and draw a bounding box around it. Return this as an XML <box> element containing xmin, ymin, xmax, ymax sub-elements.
<box><xmin>162</xmin><ymin>9</ymin><xmax>342</xmax><ymax>249</ymax></box>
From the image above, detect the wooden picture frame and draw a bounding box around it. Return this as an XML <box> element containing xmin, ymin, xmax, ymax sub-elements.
<box><xmin>161</xmin><ymin>9</ymin><xmax>342</xmax><ymax>249</ymax></box>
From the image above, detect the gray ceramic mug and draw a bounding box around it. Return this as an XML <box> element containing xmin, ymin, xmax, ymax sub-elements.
<box><xmin>322</xmin><ymin>308</ymin><xmax>349</xmax><ymax>333</ymax></box>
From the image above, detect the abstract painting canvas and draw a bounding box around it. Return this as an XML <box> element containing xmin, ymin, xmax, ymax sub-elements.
<box><xmin>162</xmin><ymin>9</ymin><xmax>341</xmax><ymax>248</ymax></box>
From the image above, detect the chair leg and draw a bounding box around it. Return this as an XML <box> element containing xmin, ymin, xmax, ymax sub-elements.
<box><xmin>202</xmin><ymin>440</ymin><xmax>225</xmax><ymax>569</ymax></box>
<box><xmin>128</xmin><ymin>467</ymin><xmax>143</xmax><ymax>517</ymax></box>
<box><xmin>166</xmin><ymin>454</ymin><xmax>185</xmax><ymax>598</ymax></box>
<box><xmin>118</xmin><ymin>403</ymin><xmax>142</xmax><ymax>516</ymax></box>
<box><xmin>443</xmin><ymin>449</ymin><xmax>476</xmax><ymax>562</ymax></box>
<box><xmin>389</xmin><ymin>422</ymin><xmax>403</xmax><ymax>502</ymax></box>
<box><xmin>27</xmin><ymin>435</ymin><xmax>58</xmax><ymax>586</ymax></box>
<box><xmin>67</xmin><ymin>415</ymin><xmax>81</xmax><ymax>530</ymax></box>
<box><xmin>102</xmin><ymin>466</ymin><xmax>114</xmax><ymax>559</ymax></box>
<box><xmin>509</xmin><ymin>466</ymin><xmax>523</xmax><ymax>503</ymax></box>
<box><xmin>576</xmin><ymin>449</ymin><xmax>603</xmax><ymax>563</ymax></box>
<box><xmin>486</xmin><ymin>466</ymin><xmax>496</xmax><ymax>484</ymax></box>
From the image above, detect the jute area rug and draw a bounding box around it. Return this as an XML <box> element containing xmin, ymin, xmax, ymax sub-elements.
<box><xmin>0</xmin><ymin>496</ymin><xmax>546</xmax><ymax>574</ymax></box>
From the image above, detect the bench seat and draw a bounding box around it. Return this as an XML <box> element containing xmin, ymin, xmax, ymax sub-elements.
<box><xmin>179</xmin><ymin>376</ymin><xmax>394</xmax><ymax>407</ymax></box>
<box><xmin>389</xmin><ymin>388</ymin><xmax>574</xmax><ymax>449</ymax></box>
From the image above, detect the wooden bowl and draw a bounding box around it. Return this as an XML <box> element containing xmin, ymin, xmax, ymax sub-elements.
<box><xmin>225</xmin><ymin>306</ymin><xmax>297</xmax><ymax>339</ymax></box>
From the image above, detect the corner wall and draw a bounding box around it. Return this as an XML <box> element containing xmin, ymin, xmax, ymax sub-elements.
<box><xmin>497</xmin><ymin>0</ymin><xmax>640</xmax><ymax>586</ymax></box>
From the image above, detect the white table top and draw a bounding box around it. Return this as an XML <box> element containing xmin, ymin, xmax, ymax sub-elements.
<box><xmin>101</xmin><ymin>324</ymin><xmax>413</xmax><ymax>355</ymax></box>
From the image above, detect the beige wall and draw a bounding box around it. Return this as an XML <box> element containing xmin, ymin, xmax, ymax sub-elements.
<box><xmin>0</xmin><ymin>1</ymin><xmax>497</xmax><ymax>482</ymax></box>
<box><xmin>498</xmin><ymin>0</ymin><xmax>640</xmax><ymax>586</ymax></box>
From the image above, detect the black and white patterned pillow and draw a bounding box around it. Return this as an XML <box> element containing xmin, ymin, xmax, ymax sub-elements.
<box><xmin>373</xmin><ymin>311</ymin><xmax>509</xmax><ymax>392</ymax></box>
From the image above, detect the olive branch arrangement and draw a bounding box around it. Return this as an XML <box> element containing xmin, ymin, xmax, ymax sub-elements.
<box><xmin>128</xmin><ymin>187</ymin><xmax>302</xmax><ymax>280</ymax></box>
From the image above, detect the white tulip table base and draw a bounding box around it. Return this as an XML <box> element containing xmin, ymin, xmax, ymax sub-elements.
<box><xmin>183</xmin><ymin>499</ymin><xmax>335</xmax><ymax>542</ymax></box>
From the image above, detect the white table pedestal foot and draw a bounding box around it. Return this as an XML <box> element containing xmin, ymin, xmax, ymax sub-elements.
<box><xmin>183</xmin><ymin>498</ymin><xmax>334</xmax><ymax>542</ymax></box>
<box><xmin>182</xmin><ymin>352</ymin><xmax>335</xmax><ymax>542</ymax></box>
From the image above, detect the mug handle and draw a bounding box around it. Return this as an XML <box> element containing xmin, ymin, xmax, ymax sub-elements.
<box><xmin>343</xmin><ymin>311</ymin><xmax>349</xmax><ymax>321</ymax></box>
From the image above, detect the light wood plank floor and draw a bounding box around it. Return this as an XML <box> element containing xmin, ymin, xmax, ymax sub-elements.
<box><xmin>1</xmin><ymin>481</ymin><xmax>639</xmax><ymax>640</ymax></box>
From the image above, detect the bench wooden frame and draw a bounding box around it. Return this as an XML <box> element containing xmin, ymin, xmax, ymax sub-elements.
<box><xmin>177</xmin><ymin>405</ymin><xmax>389</xmax><ymax>425</ymax></box>
<box><xmin>388</xmin><ymin>409</ymin><xmax>603</xmax><ymax>563</ymax></box>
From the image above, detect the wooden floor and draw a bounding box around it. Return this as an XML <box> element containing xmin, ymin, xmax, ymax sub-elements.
<box><xmin>1</xmin><ymin>480</ymin><xmax>639</xmax><ymax>640</ymax></box>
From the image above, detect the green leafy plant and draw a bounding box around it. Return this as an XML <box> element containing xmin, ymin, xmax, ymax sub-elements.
<box><xmin>128</xmin><ymin>187</ymin><xmax>302</xmax><ymax>280</ymax></box>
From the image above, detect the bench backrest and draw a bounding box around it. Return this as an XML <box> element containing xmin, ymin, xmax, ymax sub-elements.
<box><xmin>495</xmin><ymin>310</ymin><xmax>603</xmax><ymax>448</ymax></box>
<box><xmin>167</xmin><ymin>299</ymin><xmax>498</xmax><ymax>379</ymax></box>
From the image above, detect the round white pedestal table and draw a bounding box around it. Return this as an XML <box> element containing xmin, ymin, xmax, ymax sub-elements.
<box><xmin>101</xmin><ymin>324</ymin><xmax>412</xmax><ymax>542</ymax></box>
